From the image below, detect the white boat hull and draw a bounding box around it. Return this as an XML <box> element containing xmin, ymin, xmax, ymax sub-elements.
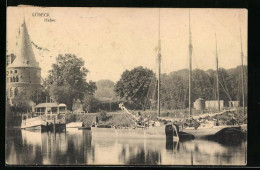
<box><xmin>21</xmin><ymin>115</ymin><xmax>66</xmax><ymax>131</ymax></box>
<box><xmin>21</xmin><ymin>116</ymin><xmax>47</xmax><ymax>130</ymax></box>
<box><xmin>66</xmin><ymin>122</ymin><xmax>83</xmax><ymax>128</ymax></box>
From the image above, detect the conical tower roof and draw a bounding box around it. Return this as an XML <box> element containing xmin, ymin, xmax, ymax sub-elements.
<box><xmin>8</xmin><ymin>19</ymin><xmax>40</xmax><ymax>68</ymax></box>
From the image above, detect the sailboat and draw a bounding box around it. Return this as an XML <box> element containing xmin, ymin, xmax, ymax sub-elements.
<box><xmin>238</xmin><ymin>22</ymin><xmax>247</xmax><ymax>133</ymax></box>
<box><xmin>180</xmin><ymin>10</ymin><xmax>241</xmax><ymax>138</ymax></box>
<box><xmin>91</xmin><ymin>9</ymin><xmax>179</xmax><ymax>141</ymax></box>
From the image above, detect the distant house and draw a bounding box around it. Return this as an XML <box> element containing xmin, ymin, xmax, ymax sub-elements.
<box><xmin>98</xmin><ymin>99</ymin><xmax>122</xmax><ymax>112</ymax></box>
<box><xmin>228</xmin><ymin>101</ymin><xmax>240</xmax><ymax>107</ymax></box>
<box><xmin>205</xmin><ymin>100</ymin><xmax>224</xmax><ymax>110</ymax></box>
<box><xmin>193</xmin><ymin>98</ymin><xmax>205</xmax><ymax>111</ymax></box>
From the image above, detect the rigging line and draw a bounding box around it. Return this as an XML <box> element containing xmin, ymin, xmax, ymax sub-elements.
<box><xmin>147</xmin><ymin>76</ymin><xmax>156</xmax><ymax>98</ymax></box>
<box><xmin>153</xmin><ymin>79</ymin><xmax>157</xmax><ymax>101</ymax></box>
<box><xmin>219</xmin><ymin>70</ymin><xmax>232</xmax><ymax>101</ymax></box>
<box><xmin>135</xmin><ymin>75</ymin><xmax>151</xmax><ymax>101</ymax></box>
<box><xmin>133</xmin><ymin>82</ymin><xmax>150</xmax><ymax>110</ymax></box>
<box><xmin>125</xmin><ymin>110</ymin><xmax>136</xmax><ymax>124</ymax></box>
<box><xmin>213</xmin><ymin>79</ymin><xmax>217</xmax><ymax>100</ymax></box>
<box><xmin>217</xmin><ymin>48</ymin><xmax>232</xmax><ymax>100</ymax></box>
<box><xmin>130</xmin><ymin>78</ymin><xmax>152</xmax><ymax>109</ymax></box>
<box><xmin>181</xmin><ymin>86</ymin><xmax>185</xmax><ymax>109</ymax></box>
<box><xmin>135</xmin><ymin>77</ymin><xmax>155</xmax><ymax>110</ymax></box>
<box><xmin>120</xmin><ymin>105</ymin><xmax>136</xmax><ymax>125</ymax></box>
<box><xmin>183</xmin><ymin>87</ymin><xmax>187</xmax><ymax>109</ymax></box>
<box><xmin>129</xmin><ymin>77</ymin><xmax>147</xmax><ymax>100</ymax></box>
<box><xmin>218</xmin><ymin>78</ymin><xmax>232</xmax><ymax>102</ymax></box>
<box><xmin>144</xmin><ymin>77</ymin><xmax>155</xmax><ymax>109</ymax></box>
<box><xmin>122</xmin><ymin>111</ymin><xmax>135</xmax><ymax>127</ymax></box>
<box><xmin>151</xmin><ymin>76</ymin><xmax>157</xmax><ymax>105</ymax></box>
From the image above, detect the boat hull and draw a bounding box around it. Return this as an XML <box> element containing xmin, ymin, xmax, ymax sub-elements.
<box><xmin>21</xmin><ymin>115</ymin><xmax>66</xmax><ymax>132</ymax></box>
<box><xmin>54</xmin><ymin>123</ymin><xmax>66</xmax><ymax>131</ymax></box>
<box><xmin>66</xmin><ymin>122</ymin><xmax>83</xmax><ymax>128</ymax></box>
<box><xmin>21</xmin><ymin>116</ymin><xmax>49</xmax><ymax>131</ymax></box>
<box><xmin>21</xmin><ymin>124</ymin><xmax>51</xmax><ymax>131</ymax></box>
<box><xmin>182</xmin><ymin>125</ymin><xmax>241</xmax><ymax>138</ymax></box>
<box><xmin>91</xmin><ymin>126</ymin><xmax>179</xmax><ymax>141</ymax></box>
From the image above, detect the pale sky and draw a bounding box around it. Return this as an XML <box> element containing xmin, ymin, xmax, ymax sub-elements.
<box><xmin>7</xmin><ymin>7</ymin><xmax>247</xmax><ymax>82</ymax></box>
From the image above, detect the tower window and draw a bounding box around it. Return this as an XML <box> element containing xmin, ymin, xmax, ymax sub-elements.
<box><xmin>10</xmin><ymin>71</ymin><xmax>12</xmax><ymax>74</ymax></box>
<box><xmin>26</xmin><ymin>61</ymin><xmax>29</xmax><ymax>64</ymax></box>
<box><xmin>16</xmin><ymin>76</ymin><xmax>19</xmax><ymax>82</ymax></box>
<box><xmin>14</xmin><ymin>88</ymin><xmax>18</xmax><ymax>97</ymax></box>
<box><xmin>10</xmin><ymin>88</ymin><xmax>13</xmax><ymax>98</ymax></box>
<box><xmin>15</xmin><ymin>70</ymin><xmax>17</xmax><ymax>73</ymax></box>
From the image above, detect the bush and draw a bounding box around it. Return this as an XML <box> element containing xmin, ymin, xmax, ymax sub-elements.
<box><xmin>65</xmin><ymin>113</ymin><xmax>77</xmax><ymax>123</ymax></box>
<box><xmin>82</xmin><ymin>94</ymin><xmax>100</xmax><ymax>113</ymax></box>
<box><xmin>98</xmin><ymin>110</ymin><xmax>110</xmax><ymax>121</ymax></box>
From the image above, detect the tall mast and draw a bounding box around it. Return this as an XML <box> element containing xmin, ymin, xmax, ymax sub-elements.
<box><xmin>157</xmin><ymin>9</ymin><xmax>161</xmax><ymax>118</ymax></box>
<box><xmin>240</xmin><ymin>24</ymin><xmax>245</xmax><ymax>116</ymax></box>
<box><xmin>188</xmin><ymin>9</ymin><xmax>193</xmax><ymax>117</ymax></box>
<box><xmin>215</xmin><ymin>33</ymin><xmax>220</xmax><ymax>112</ymax></box>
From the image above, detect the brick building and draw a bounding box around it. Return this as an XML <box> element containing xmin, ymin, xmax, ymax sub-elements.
<box><xmin>6</xmin><ymin>20</ymin><xmax>42</xmax><ymax>105</ymax></box>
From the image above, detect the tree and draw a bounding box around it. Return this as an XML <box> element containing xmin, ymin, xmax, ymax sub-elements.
<box><xmin>95</xmin><ymin>79</ymin><xmax>117</xmax><ymax>100</ymax></box>
<box><xmin>82</xmin><ymin>94</ymin><xmax>100</xmax><ymax>113</ymax></box>
<box><xmin>191</xmin><ymin>69</ymin><xmax>212</xmax><ymax>101</ymax></box>
<box><xmin>115</xmin><ymin>66</ymin><xmax>155</xmax><ymax>110</ymax></box>
<box><xmin>8</xmin><ymin>90</ymin><xmax>35</xmax><ymax>113</ymax></box>
<box><xmin>30</xmin><ymin>88</ymin><xmax>50</xmax><ymax>104</ymax></box>
<box><xmin>160</xmin><ymin>70</ymin><xmax>189</xmax><ymax>109</ymax></box>
<box><xmin>44</xmin><ymin>54</ymin><xmax>97</xmax><ymax>110</ymax></box>
<box><xmin>226</xmin><ymin>65</ymin><xmax>248</xmax><ymax>106</ymax></box>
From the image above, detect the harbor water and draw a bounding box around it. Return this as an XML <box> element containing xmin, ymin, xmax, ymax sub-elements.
<box><xmin>6</xmin><ymin>128</ymin><xmax>247</xmax><ymax>165</ymax></box>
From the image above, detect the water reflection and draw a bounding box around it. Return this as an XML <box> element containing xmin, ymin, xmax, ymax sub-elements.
<box><xmin>6</xmin><ymin>129</ymin><xmax>246</xmax><ymax>165</ymax></box>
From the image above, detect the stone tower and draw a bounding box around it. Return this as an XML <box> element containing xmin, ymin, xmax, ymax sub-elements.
<box><xmin>6</xmin><ymin>19</ymin><xmax>42</xmax><ymax>104</ymax></box>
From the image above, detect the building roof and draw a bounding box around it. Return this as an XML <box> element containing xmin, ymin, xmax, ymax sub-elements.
<box><xmin>35</xmin><ymin>102</ymin><xmax>67</xmax><ymax>108</ymax></box>
<box><xmin>196</xmin><ymin>98</ymin><xmax>205</xmax><ymax>101</ymax></box>
<box><xmin>59</xmin><ymin>104</ymin><xmax>67</xmax><ymax>107</ymax></box>
<box><xmin>8</xmin><ymin>19</ymin><xmax>40</xmax><ymax>68</ymax></box>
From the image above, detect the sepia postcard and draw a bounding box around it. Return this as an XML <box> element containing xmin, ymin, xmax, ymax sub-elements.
<box><xmin>6</xmin><ymin>7</ymin><xmax>247</xmax><ymax>165</ymax></box>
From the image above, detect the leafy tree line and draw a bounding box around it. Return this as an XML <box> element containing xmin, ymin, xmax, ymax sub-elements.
<box><xmin>43</xmin><ymin>54</ymin><xmax>97</xmax><ymax>110</ymax></box>
<box><xmin>94</xmin><ymin>79</ymin><xmax>117</xmax><ymax>100</ymax></box>
<box><xmin>6</xmin><ymin>53</ymin><xmax>247</xmax><ymax>113</ymax></box>
<box><xmin>14</xmin><ymin>54</ymin><xmax>121</xmax><ymax>113</ymax></box>
<box><xmin>115</xmin><ymin>66</ymin><xmax>155</xmax><ymax>110</ymax></box>
<box><xmin>114</xmin><ymin>66</ymin><xmax>248</xmax><ymax>110</ymax></box>
<box><xmin>160</xmin><ymin>66</ymin><xmax>247</xmax><ymax>109</ymax></box>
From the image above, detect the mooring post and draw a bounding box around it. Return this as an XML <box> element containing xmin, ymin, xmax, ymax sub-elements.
<box><xmin>53</xmin><ymin>115</ymin><xmax>56</xmax><ymax>132</ymax></box>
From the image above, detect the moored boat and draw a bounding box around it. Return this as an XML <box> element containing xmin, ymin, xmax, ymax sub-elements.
<box><xmin>182</xmin><ymin>124</ymin><xmax>241</xmax><ymax>138</ymax></box>
<box><xmin>180</xmin><ymin>113</ymin><xmax>242</xmax><ymax>138</ymax></box>
<box><xmin>91</xmin><ymin>11</ymin><xmax>182</xmax><ymax>142</ymax></box>
<box><xmin>21</xmin><ymin>102</ymin><xmax>67</xmax><ymax>131</ymax></box>
<box><xmin>21</xmin><ymin>115</ymin><xmax>49</xmax><ymax>131</ymax></box>
<box><xmin>66</xmin><ymin>122</ymin><xmax>83</xmax><ymax>128</ymax></box>
<box><xmin>91</xmin><ymin>122</ymin><xmax>180</xmax><ymax>141</ymax></box>
<box><xmin>178</xmin><ymin>11</ymin><xmax>245</xmax><ymax>138</ymax></box>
